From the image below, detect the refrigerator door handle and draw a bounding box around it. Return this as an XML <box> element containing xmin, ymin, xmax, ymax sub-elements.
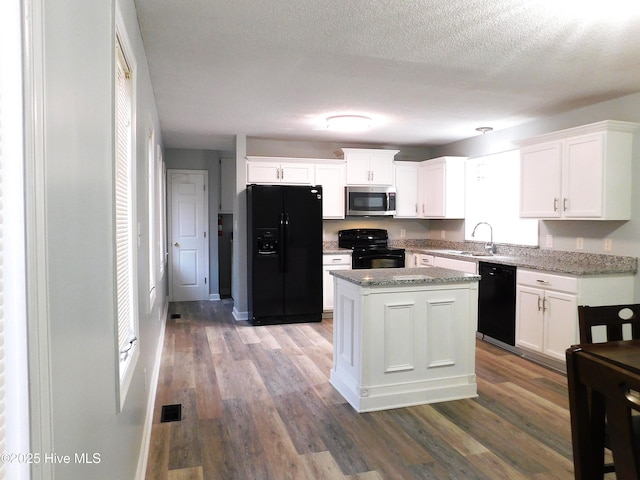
<box><xmin>282</xmin><ymin>213</ymin><xmax>290</xmax><ymax>273</ymax></box>
<box><xmin>279</xmin><ymin>213</ymin><xmax>287</xmax><ymax>272</ymax></box>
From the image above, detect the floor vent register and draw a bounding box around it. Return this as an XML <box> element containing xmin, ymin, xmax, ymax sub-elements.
<box><xmin>160</xmin><ymin>404</ymin><xmax>182</xmax><ymax>423</ymax></box>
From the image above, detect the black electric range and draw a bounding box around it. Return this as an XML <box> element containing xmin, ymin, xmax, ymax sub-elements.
<box><xmin>338</xmin><ymin>228</ymin><xmax>405</xmax><ymax>269</ymax></box>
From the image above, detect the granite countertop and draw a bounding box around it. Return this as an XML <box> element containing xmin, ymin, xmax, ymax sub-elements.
<box><xmin>409</xmin><ymin>248</ymin><xmax>636</xmax><ymax>276</ymax></box>
<box><xmin>324</xmin><ymin>240</ymin><xmax>638</xmax><ymax>276</ymax></box>
<box><xmin>330</xmin><ymin>267</ymin><xmax>480</xmax><ymax>287</ymax></box>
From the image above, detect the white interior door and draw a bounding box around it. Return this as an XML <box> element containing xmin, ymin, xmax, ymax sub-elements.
<box><xmin>168</xmin><ymin>170</ymin><xmax>208</xmax><ymax>301</ymax></box>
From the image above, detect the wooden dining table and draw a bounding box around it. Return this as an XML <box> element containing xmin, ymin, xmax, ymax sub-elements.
<box><xmin>566</xmin><ymin>340</ymin><xmax>640</xmax><ymax>480</ymax></box>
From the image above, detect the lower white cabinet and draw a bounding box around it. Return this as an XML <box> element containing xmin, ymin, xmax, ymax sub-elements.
<box><xmin>516</xmin><ymin>268</ymin><xmax>634</xmax><ymax>367</ymax></box>
<box><xmin>406</xmin><ymin>252</ymin><xmax>434</xmax><ymax>268</ymax></box>
<box><xmin>433</xmin><ymin>256</ymin><xmax>477</xmax><ymax>274</ymax></box>
<box><xmin>516</xmin><ymin>281</ymin><xmax>577</xmax><ymax>362</ymax></box>
<box><xmin>323</xmin><ymin>253</ymin><xmax>351</xmax><ymax>311</ymax></box>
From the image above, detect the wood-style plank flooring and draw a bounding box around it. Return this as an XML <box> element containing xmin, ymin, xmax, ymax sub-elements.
<box><xmin>145</xmin><ymin>300</ymin><xmax>589</xmax><ymax>479</ymax></box>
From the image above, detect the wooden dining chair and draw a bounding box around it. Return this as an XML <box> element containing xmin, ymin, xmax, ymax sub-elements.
<box><xmin>577</xmin><ymin>304</ymin><xmax>640</xmax><ymax>475</ymax></box>
<box><xmin>578</xmin><ymin>304</ymin><xmax>640</xmax><ymax>344</ymax></box>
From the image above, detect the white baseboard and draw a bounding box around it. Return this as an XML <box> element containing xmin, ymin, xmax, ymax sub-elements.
<box><xmin>232</xmin><ymin>307</ymin><xmax>248</xmax><ymax>321</ymax></box>
<box><xmin>209</xmin><ymin>293</ymin><xmax>221</xmax><ymax>301</ymax></box>
<box><xmin>135</xmin><ymin>296</ymin><xmax>169</xmax><ymax>480</ymax></box>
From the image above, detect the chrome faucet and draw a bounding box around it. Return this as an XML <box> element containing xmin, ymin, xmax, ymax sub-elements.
<box><xmin>472</xmin><ymin>222</ymin><xmax>496</xmax><ymax>254</ymax></box>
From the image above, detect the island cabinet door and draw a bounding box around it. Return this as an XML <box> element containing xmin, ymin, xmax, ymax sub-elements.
<box><xmin>364</xmin><ymin>287</ymin><xmax>475</xmax><ymax>386</ymax></box>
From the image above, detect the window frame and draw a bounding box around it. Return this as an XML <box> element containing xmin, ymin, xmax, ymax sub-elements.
<box><xmin>114</xmin><ymin>10</ymin><xmax>139</xmax><ymax>411</ymax></box>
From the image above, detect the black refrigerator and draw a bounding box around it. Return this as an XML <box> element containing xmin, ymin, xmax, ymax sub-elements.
<box><xmin>247</xmin><ymin>184</ymin><xmax>323</xmax><ymax>325</ymax></box>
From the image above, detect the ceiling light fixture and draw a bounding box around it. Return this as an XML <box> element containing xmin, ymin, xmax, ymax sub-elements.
<box><xmin>475</xmin><ymin>127</ymin><xmax>493</xmax><ymax>134</ymax></box>
<box><xmin>326</xmin><ymin>115</ymin><xmax>371</xmax><ymax>132</ymax></box>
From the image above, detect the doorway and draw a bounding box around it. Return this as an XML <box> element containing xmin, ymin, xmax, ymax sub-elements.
<box><xmin>167</xmin><ymin>169</ymin><xmax>209</xmax><ymax>301</ymax></box>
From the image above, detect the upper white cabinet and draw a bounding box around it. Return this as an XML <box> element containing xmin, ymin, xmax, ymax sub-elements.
<box><xmin>394</xmin><ymin>161</ymin><xmax>419</xmax><ymax>218</ymax></box>
<box><xmin>315</xmin><ymin>161</ymin><xmax>346</xmax><ymax>219</ymax></box>
<box><xmin>246</xmin><ymin>156</ymin><xmax>315</xmax><ymax>185</ymax></box>
<box><xmin>342</xmin><ymin>148</ymin><xmax>398</xmax><ymax>186</ymax></box>
<box><xmin>419</xmin><ymin>156</ymin><xmax>466</xmax><ymax>219</ymax></box>
<box><xmin>519</xmin><ymin>120</ymin><xmax>638</xmax><ymax>220</ymax></box>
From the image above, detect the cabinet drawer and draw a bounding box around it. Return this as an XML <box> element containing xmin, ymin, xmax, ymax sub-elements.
<box><xmin>418</xmin><ymin>254</ymin><xmax>435</xmax><ymax>267</ymax></box>
<box><xmin>517</xmin><ymin>268</ymin><xmax>578</xmax><ymax>293</ymax></box>
<box><xmin>323</xmin><ymin>254</ymin><xmax>351</xmax><ymax>266</ymax></box>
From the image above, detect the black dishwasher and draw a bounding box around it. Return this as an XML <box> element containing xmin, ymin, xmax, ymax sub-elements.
<box><xmin>478</xmin><ymin>262</ymin><xmax>516</xmax><ymax>346</ymax></box>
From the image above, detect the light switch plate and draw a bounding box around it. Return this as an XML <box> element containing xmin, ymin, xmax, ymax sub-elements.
<box><xmin>604</xmin><ymin>238</ymin><xmax>612</xmax><ymax>251</ymax></box>
<box><xmin>576</xmin><ymin>237</ymin><xmax>584</xmax><ymax>250</ymax></box>
<box><xmin>546</xmin><ymin>234</ymin><xmax>553</xmax><ymax>248</ymax></box>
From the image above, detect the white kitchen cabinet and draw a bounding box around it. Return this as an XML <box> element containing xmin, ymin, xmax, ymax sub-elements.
<box><xmin>394</xmin><ymin>161</ymin><xmax>419</xmax><ymax>218</ymax></box>
<box><xmin>342</xmin><ymin>148</ymin><xmax>398</xmax><ymax>186</ymax></box>
<box><xmin>315</xmin><ymin>161</ymin><xmax>346</xmax><ymax>219</ymax></box>
<box><xmin>516</xmin><ymin>268</ymin><xmax>634</xmax><ymax>368</ymax></box>
<box><xmin>516</xmin><ymin>282</ymin><xmax>577</xmax><ymax>362</ymax></box>
<box><xmin>246</xmin><ymin>157</ymin><xmax>315</xmax><ymax>184</ymax></box>
<box><xmin>519</xmin><ymin>120</ymin><xmax>638</xmax><ymax>220</ymax></box>
<box><xmin>406</xmin><ymin>253</ymin><xmax>435</xmax><ymax>268</ymax></box>
<box><xmin>433</xmin><ymin>256</ymin><xmax>476</xmax><ymax>274</ymax></box>
<box><xmin>418</xmin><ymin>156</ymin><xmax>466</xmax><ymax>219</ymax></box>
<box><xmin>322</xmin><ymin>253</ymin><xmax>351</xmax><ymax>311</ymax></box>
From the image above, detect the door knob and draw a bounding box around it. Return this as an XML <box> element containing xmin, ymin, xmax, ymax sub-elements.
<box><xmin>174</xmin><ymin>242</ymin><xmax>179</xmax><ymax>247</ymax></box>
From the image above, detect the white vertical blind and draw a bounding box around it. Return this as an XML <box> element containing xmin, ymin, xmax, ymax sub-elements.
<box><xmin>0</xmin><ymin>83</ymin><xmax>6</xmax><ymax>480</ymax></box>
<box><xmin>147</xmin><ymin>128</ymin><xmax>156</xmax><ymax>308</ymax></box>
<box><xmin>115</xmin><ymin>36</ymin><xmax>137</xmax><ymax>376</ymax></box>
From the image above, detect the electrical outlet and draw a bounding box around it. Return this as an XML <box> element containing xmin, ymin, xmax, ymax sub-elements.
<box><xmin>400</xmin><ymin>229</ymin><xmax>406</xmax><ymax>238</ymax></box>
<box><xmin>576</xmin><ymin>237</ymin><xmax>584</xmax><ymax>250</ymax></box>
<box><xmin>546</xmin><ymin>234</ymin><xmax>553</xmax><ymax>248</ymax></box>
<box><xmin>604</xmin><ymin>238</ymin><xmax>612</xmax><ymax>251</ymax></box>
<box><xmin>441</xmin><ymin>230</ymin><xmax>446</xmax><ymax>239</ymax></box>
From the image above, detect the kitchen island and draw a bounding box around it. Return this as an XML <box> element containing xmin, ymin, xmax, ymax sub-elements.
<box><xmin>329</xmin><ymin>267</ymin><xmax>480</xmax><ymax>412</ymax></box>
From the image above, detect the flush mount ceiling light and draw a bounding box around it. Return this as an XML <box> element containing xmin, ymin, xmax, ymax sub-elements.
<box><xmin>475</xmin><ymin>127</ymin><xmax>493</xmax><ymax>134</ymax></box>
<box><xmin>326</xmin><ymin>115</ymin><xmax>372</xmax><ymax>132</ymax></box>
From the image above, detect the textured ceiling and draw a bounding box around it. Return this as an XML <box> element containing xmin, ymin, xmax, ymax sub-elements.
<box><xmin>134</xmin><ymin>0</ymin><xmax>640</xmax><ymax>151</ymax></box>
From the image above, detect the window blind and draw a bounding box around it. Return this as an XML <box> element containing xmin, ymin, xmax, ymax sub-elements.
<box><xmin>0</xmin><ymin>83</ymin><xmax>6</xmax><ymax>480</ymax></box>
<box><xmin>148</xmin><ymin>129</ymin><xmax>156</xmax><ymax>306</ymax></box>
<box><xmin>115</xmin><ymin>37</ymin><xmax>137</xmax><ymax>373</ymax></box>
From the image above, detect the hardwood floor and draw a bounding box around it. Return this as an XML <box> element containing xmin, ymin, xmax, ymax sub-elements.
<box><xmin>146</xmin><ymin>300</ymin><xmax>582</xmax><ymax>479</ymax></box>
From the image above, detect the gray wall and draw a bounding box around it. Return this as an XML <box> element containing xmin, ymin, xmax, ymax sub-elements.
<box><xmin>431</xmin><ymin>91</ymin><xmax>640</xmax><ymax>300</ymax></box>
<box><xmin>165</xmin><ymin>148</ymin><xmax>222</xmax><ymax>299</ymax></box>
<box><xmin>431</xmin><ymin>91</ymin><xmax>640</xmax><ymax>257</ymax></box>
<box><xmin>30</xmin><ymin>0</ymin><xmax>166</xmax><ymax>478</ymax></box>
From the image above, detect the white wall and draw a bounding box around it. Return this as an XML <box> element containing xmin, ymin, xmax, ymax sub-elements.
<box><xmin>26</xmin><ymin>0</ymin><xmax>166</xmax><ymax>478</ymax></box>
<box><xmin>232</xmin><ymin>135</ymin><xmax>249</xmax><ymax>318</ymax></box>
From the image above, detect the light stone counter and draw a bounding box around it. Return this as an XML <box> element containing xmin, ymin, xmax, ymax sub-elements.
<box><xmin>330</xmin><ymin>266</ymin><xmax>479</xmax><ymax>286</ymax></box>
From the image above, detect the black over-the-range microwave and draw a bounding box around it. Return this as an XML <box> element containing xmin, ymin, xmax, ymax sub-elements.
<box><xmin>345</xmin><ymin>186</ymin><xmax>396</xmax><ymax>216</ymax></box>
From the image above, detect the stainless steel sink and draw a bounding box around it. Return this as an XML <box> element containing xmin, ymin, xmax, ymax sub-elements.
<box><xmin>441</xmin><ymin>250</ymin><xmax>493</xmax><ymax>257</ymax></box>
<box><xmin>458</xmin><ymin>251</ymin><xmax>494</xmax><ymax>257</ymax></box>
